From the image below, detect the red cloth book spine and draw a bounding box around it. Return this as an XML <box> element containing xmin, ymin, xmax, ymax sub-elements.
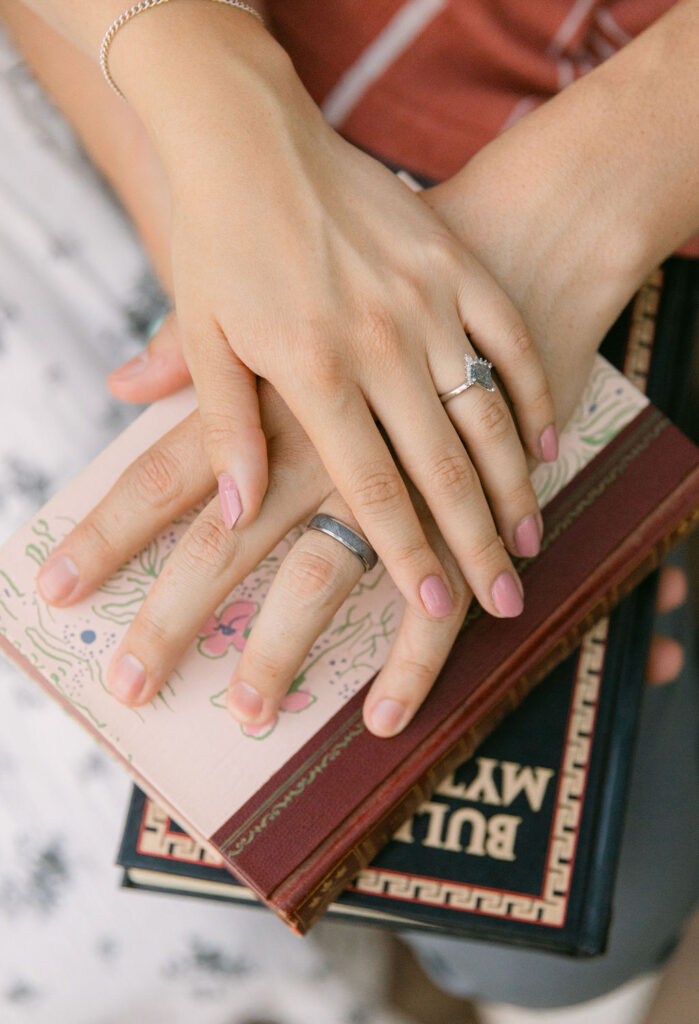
<box><xmin>209</xmin><ymin>406</ymin><xmax>699</xmax><ymax>932</ymax></box>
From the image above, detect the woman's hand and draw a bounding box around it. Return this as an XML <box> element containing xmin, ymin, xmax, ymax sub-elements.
<box><xmin>35</xmin><ymin>359</ymin><xmax>686</xmax><ymax>746</ymax></box>
<box><xmin>103</xmin><ymin>2</ymin><xmax>556</xmax><ymax>625</ymax></box>
<box><xmin>36</xmin><ymin>381</ymin><xmax>471</xmax><ymax>737</ymax></box>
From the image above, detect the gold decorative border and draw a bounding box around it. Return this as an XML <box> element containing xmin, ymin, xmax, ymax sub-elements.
<box><xmin>351</xmin><ymin>616</ymin><xmax>609</xmax><ymax>926</ymax></box>
<box><xmin>220</xmin><ymin>716</ymin><xmax>366</xmax><ymax>857</ymax></box>
<box><xmin>623</xmin><ymin>268</ymin><xmax>663</xmax><ymax>392</ymax></box>
<box><xmin>138</xmin><ymin>799</ymin><xmax>223</xmax><ymax>865</ymax></box>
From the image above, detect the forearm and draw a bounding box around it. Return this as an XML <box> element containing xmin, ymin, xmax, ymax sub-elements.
<box><xmin>427</xmin><ymin>0</ymin><xmax>699</xmax><ymax>424</ymax></box>
<box><xmin>16</xmin><ymin>0</ymin><xmax>289</xmax><ymax>158</ymax></box>
<box><xmin>445</xmin><ymin>1</ymin><xmax>697</xmax><ymax>296</ymax></box>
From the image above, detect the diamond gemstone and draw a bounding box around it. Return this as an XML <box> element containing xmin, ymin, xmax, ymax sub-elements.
<box><xmin>466</xmin><ymin>355</ymin><xmax>495</xmax><ymax>391</ymax></box>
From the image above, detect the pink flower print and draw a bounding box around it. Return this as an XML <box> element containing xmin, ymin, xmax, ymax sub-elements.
<box><xmin>241</xmin><ymin>689</ymin><xmax>316</xmax><ymax>740</ymax></box>
<box><xmin>242</xmin><ymin>718</ymin><xmax>278</xmax><ymax>740</ymax></box>
<box><xmin>280</xmin><ymin>690</ymin><xmax>315</xmax><ymax>713</ymax></box>
<box><xmin>198</xmin><ymin>600</ymin><xmax>256</xmax><ymax>658</ymax></box>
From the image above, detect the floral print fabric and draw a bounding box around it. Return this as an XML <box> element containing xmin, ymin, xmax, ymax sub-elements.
<box><xmin>0</xmin><ymin>28</ymin><xmax>411</xmax><ymax>1024</ymax></box>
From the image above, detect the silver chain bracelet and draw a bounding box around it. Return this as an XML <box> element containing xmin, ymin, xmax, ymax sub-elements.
<box><xmin>99</xmin><ymin>0</ymin><xmax>265</xmax><ymax>100</ymax></box>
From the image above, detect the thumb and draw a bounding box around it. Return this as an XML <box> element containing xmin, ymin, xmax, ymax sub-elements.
<box><xmin>107</xmin><ymin>311</ymin><xmax>192</xmax><ymax>402</ymax></box>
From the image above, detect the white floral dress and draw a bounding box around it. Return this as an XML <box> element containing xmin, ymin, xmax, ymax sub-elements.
<box><xmin>0</xmin><ymin>28</ymin><xmax>412</xmax><ymax>1024</ymax></box>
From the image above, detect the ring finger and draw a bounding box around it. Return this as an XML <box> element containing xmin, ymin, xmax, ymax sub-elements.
<box><xmin>227</xmin><ymin>492</ymin><xmax>471</xmax><ymax>738</ymax></box>
<box><xmin>226</xmin><ymin>494</ymin><xmax>366</xmax><ymax>727</ymax></box>
<box><xmin>430</xmin><ymin>327</ymin><xmax>544</xmax><ymax>558</ymax></box>
<box><xmin>368</xmin><ymin>354</ymin><xmax>530</xmax><ymax>620</ymax></box>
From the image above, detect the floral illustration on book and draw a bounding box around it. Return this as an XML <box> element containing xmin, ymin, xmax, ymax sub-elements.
<box><xmin>0</xmin><ymin>516</ymin><xmax>116</xmax><ymax>729</ymax></box>
<box><xmin>0</xmin><ymin>509</ymin><xmax>400</xmax><ymax>741</ymax></box>
<box><xmin>208</xmin><ymin>576</ymin><xmax>399</xmax><ymax>740</ymax></box>
<box><xmin>531</xmin><ymin>360</ymin><xmax>644</xmax><ymax>507</ymax></box>
<box><xmin>197</xmin><ymin>600</ymin><xmax>257</xmax><ymax>658</ymax></box>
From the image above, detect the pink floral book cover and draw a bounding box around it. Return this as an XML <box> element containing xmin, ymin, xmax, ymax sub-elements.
<box><xmin>0</xmin><ymin>355</ymin><xmax>684</xmax><ymax>930</ymax></box>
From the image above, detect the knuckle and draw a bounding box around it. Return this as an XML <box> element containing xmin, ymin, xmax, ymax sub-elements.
<box><xmin>533</xmin><ymin>380</ymin><xmax>555</xmax><ymax>415</ymax></box>
<box><xmin>363</xmin><ymin>307</ymin><xmax>401</xmax><ymax>364</ymax></box>
<box><xmin>477</xmin><ymin>397</ymin><xmax>512</xmax><ymax>443</ymax></box>
<box><xmin>390</xmin><ymin>536</ymin><xmax>432</xmax><ymax>574</ymax></box>
<box><xmin>179</xmin><ymin>516</ymin><xmax>234</xmax><ymax>576</ymax></box>
<box><xmin>128</xmin><ymin>445</ymin><xmax>183</xmax><ymax>509</ymax></box>
<box><xmin>428</xmin><ymin>450</ymin><xmax>475</xmax><ymax>500</ymax></box>
<box><xmin>507</xmin><ymin>476</ymin><xmax>538</xmax><ymax>512</ymax></box>
<box><xmin>79</xmin><ymin>513</ymin><xmax>121</xmax><ymax>563</ymax></box>
<box><xmin>201</xmin><ymin>412</ymin><xmax>235</xmax><ymax>455</ymax></box>
<box><xmin>423</xmin><ymin>230</ymin><xmax>462</xmax><ymax>276</ymax></box>
<box><xmin>467</xmin><ymin>531</ymin><xmax>507</xmax><ymax>570</ymax></box>
<box><xmin>507</xmin><ymin>322</ymin><xmax>536</xmax><ymax>362</ymax></box>
<box><xmin>392</xmin><ymin>652</ymin><xmax>437</xmax><ymax>684</ymax></box>
<box><xmin>129</xmin><ymin>606</ymin><xmax>169</xmax><ymax>652</ymax></box>
<box><xmin>352</xmin><ymin>465</ymin><xmax>404</xmax><ymax>518</ymax></box>
<box><xmin>291</xmin><ymin>320</ymin><xmax>348</xmax><ymax>397</ymax></box>
<box><xmin>243</xmin><ymin>644</ymin><xmax>284</xmax><ymax>684</ymax></box>
<box><xmin>281</xmin><ymin>547</ymin><xmax>344</xmax><ymax>605</ymax></box>
<box><xmin>303</xmin><ymin>339</ymin><xmax>347</xmax><ymax>395</ymax></box>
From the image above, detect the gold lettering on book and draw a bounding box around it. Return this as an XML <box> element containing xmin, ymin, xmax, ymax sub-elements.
<box><xmin>434</xmin><ymin>759</ymin><xmax>554</xmax><ymax>813</ymax></box>
<box><xmin>353</xmin><ymin>616</ymin><xmax>611</xmax><ymax>925</ymax></box>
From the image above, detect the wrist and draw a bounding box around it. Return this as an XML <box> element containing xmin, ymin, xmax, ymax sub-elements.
<box><xmin>424</xmin><ymin>152</ymin><xmax>634</xmax><ymax>429</ymax></box>
<box><xmin>106</xmin><ymin>0</ymin><xmax>296</xmax><ymax>141</ymax></box>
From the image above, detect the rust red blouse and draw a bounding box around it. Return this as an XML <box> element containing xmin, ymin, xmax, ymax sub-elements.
<box><xmin>266</xmin><ymin>0</ymin><xmax>697</xmax><ymax>257</ymax></box>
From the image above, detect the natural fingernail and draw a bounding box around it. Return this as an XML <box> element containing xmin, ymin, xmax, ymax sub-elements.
<box><xmin>227</xmin><ymin>681</ymin><xmax>263</xmax><ymax>721</ymax></box>
<box><xmin>419</xmin><ymin>575</ymin><xmax>454</xmax><ymax>618</ymax></box>
<box><xmin>492</xmin><ymin>572</ymin><xmax>524</xmax><ymax>617</ymax></box>
<box><xmin>515</xmin><ymin>515</ymin><xmax>541</xmax><ymax>558</ymax></box>
<box><xmin>109</xmin><ymin>653</ymin><xmax>147</xmax><ymax>703</ymax></box>
<box><xmin>218</xmin><ymin>474</ymin><xmax>242</xmax><ymax>530</ymax></box>
<box><xmin>540</xmin><ymin>424</ymin><xmax>558</xmax><ymax>463</ymax></box>
<box><xmin>370</xmin><ymin>699</ymin><xmax>407</xmax><ymax>736</ymax></box>
<box><xmin>109</xmin><ymin>352</ymin><xmax>148</xmax><ymax>380</ymax></box>
<box><xmin>37</xmin><ymin>555</ymin><xmax>79</xmax><ymax>604</ymax></box>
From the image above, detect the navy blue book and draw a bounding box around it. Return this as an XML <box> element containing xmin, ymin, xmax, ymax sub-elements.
<box><xmin>116</xmin><ymin>259</ymin><xmax>698</xmax><ymax>955</ymax></box>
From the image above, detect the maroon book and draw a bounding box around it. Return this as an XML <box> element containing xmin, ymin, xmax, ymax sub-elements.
<box><xmin>212</xmin><ymin>402</ymin><xmax>699</xmax><ymax>930</ymax></box>
<box><xmin>0</xmin><ymin>354</ymin><xmax>698</xmax><ymax>934</ymax></box>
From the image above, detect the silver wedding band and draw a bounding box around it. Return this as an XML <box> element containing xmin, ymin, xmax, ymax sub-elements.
<box><xmin>307</xmin><ymin>514</ymin><xmax>378</xmax><ymax>573</ymax></box>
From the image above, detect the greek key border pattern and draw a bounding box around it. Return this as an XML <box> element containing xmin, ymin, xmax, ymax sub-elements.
<box><xmin>351</xmin><ymin>617</ymin><xmax>610</xmax><ymax>926</ymax></box>
<box><xmin>138</xmin><ymin>799</ymin><xmax>224</xmax><ymax>866</ymax></box>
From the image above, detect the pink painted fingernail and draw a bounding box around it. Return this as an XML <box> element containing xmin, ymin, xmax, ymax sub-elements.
<box><xmin>419</xmin><ymin>575</ymin><xmax>454</xmax><ymax>618</ymax></box>
<box><xmin>218</xmin><ymin>474</ymin><xmax>242</xmax><ymax>530</ymax></box>
<box><xmin>109</xmin><ymin>352</ymin><xmax>148</xmax><ymax>381</ymax></box>
<box><xmin>540</xmin><ymin>424</ymin><xmax>559</xmax><ymax>463</ymax></box>
<box><xmin>109</xmin><ymin>653</ymin><xmax>147</xmax><ymax>703</ymax></box>
<box><xmin>492</xmin><ymin>572</ymin><xmax>524</xmax><ymax>617</ymax></box>
<box><xmin>515</xmin><ymin>515</ymin><xmax>541</xmax><ymax>558</ymax></box>
<box><xmin>371</xmin><ymin>699</ymin><xmax>407</xmax><ymax>736</ymax></box>
<box><xmin>227</xmin><ymin>681</ymin><xmax>263</xmax><ymax>721</ymax></box>
<box><xmin>37</xmin><ymin>555</ymin><xmax>79</xmax><ymax>604</ymax></box>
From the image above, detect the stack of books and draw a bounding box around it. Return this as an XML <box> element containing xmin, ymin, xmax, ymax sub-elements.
<box><xmin>1</xmin><ymin>261</ymin><xmax>697</xmax><ymax>951</ymax></box>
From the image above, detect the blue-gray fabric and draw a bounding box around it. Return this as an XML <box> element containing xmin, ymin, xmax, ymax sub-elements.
<box><xmin>402</xmin><ymin>547</ymin><xmax>699</xmax><ymax>1008</ymax></box>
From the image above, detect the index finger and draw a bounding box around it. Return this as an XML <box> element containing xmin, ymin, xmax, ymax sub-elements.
<box><xmin>35</xmin><ymin>411</ymin><xmax>214</xmax><ymax>606</ymax></box>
